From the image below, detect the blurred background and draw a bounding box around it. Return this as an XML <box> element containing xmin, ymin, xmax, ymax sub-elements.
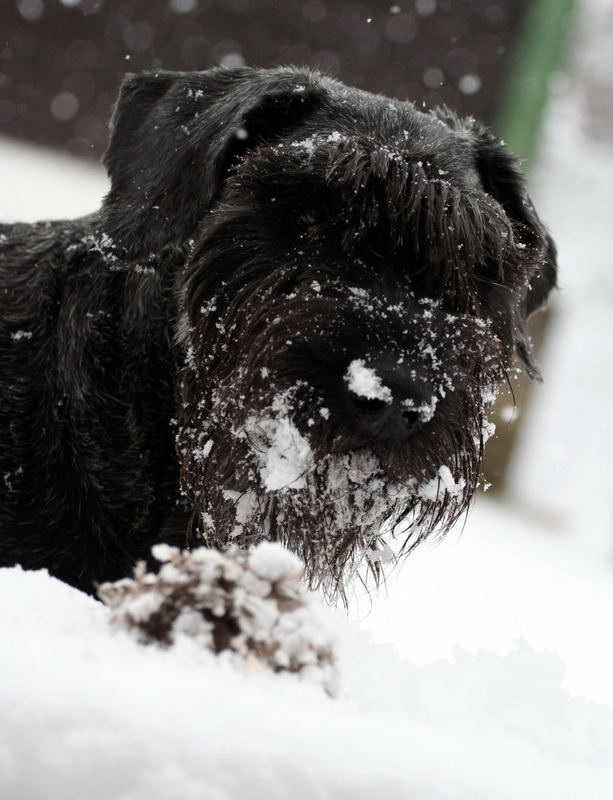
<box><xmin>1</xmin><ymin>0</ymin><xmax>528</xmax><ymax>159</ymax></box>
<box><xmin>1</xmin><ymin>0</ymin><xmax>612</xmax><ymax>701</ymax></box>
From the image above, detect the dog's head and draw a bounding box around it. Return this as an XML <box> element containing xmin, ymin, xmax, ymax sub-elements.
<box><xmin>102</xmin><ymin>67</ymin><xmax>556</xmax><ymax>596</ymax></box>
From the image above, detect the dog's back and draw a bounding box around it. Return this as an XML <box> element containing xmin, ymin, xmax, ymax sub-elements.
<box><xmin>0</xmin><ymin>217</ymin><xmax>184</xmax><ymax>592</ymax></box>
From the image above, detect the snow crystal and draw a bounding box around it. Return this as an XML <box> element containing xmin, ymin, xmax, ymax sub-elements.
<box><xmin>89</xmin><ymin>232</ymin><xmax>119</xmax><ymax>266</ymax></box>
<box><xmin>219</xmin><ymin>52</ymin><xmax>246</xmax><ymax>69</ymax></box>
<box><xmin>402</xmin><ymin>394</ymin><xmax>438</xmax><ymax>423</ymax></box>
<box><xmin>192</xmin><ymin>438</ymin><xmax>213</xmax><ymax>462</ymax></box>
<box><xmin>482</xmin><ymin>419</ymin><xmax>496</xmax><ymax>443</ymax></box>
<box><xmin>222</xmin><ymin>489</ymin><xmax>258</xmax><ymax>537</ymax></box>
<box><xmin>364</xmin><ymin>541</ymin><xmax>395</xmax><ymax>564</ymax></box>
<box><xmin>423</xmin><ymin>67</ymin><xmax>444</xmax><ymax>90</ymax></box>
<box><xmin>418</xmin><ymin>464</ymin><xmax>466</xmax><ymax>501</ymax></box>
<box><xmin>344</xmin><ymin>359</ymin><xmax>393</xmax><ymax>403</ymax></box>
<box><xmin>10</xmin><ymin>330</ymin><xmax>33</xmax><ymax>341</ymax></box>
<box><xmin>16</xmin><ymin>0</ymin><xmax>44</xmax><ymax>21</ymax></box>
<box><xmin>290</xmin><ymin>135</ymin><xmax>318</xmax><ymax>155</ymax></box>
<box><xmin>50</xmin><ymin>92</ymin><xmax>79</xmax><ymax>122</ymax></box>
<box><xmin>344</xmin><ymin>449</ymin><xmax>382</xmax><ymax>484</ymax></box>
<box><xmin>290</xmin><ymin>131</ymin><xmax>348</xmax><ymax>155</ymax></box>
<box><xmin>482</xmin><ymin>385</ymin><xmax>499</xmax><ymax>405</ymax></box>
<box><xmin>151</xmin><ymin>543</ymin><xmax>176</xmax><ymax>562</ymax></box>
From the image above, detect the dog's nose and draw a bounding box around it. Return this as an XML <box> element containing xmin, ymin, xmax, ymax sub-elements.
<box><xmin>343</xmin><ymin>357</ymin><xmax>436</xmax><ymax>440</ymax></box>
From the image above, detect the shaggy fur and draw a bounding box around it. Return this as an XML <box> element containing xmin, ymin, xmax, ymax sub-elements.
<box><xmin>0</xmin><ymin>67</ymin><xmax>556</xmax><ymax>595</ymax></box>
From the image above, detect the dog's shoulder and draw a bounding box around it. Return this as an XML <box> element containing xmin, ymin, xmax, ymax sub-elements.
<box><xmin>0</xmin><ymin>215</ymin><xmax>98</xmax><ymax>271</ymax></box>
<box><xmin>0</xmin><ymin>214</ymin><xmax>110</xmax><ymax>346</ymax></box>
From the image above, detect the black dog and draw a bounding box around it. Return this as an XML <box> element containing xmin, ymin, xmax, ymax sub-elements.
<box><xmin>0</xmin><ymin>67</ymin><xmax>556</xmax><ymax>596</ymax></box>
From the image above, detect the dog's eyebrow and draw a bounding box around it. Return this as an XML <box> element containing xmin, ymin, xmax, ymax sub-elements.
<box><xmin>304</xmin><ymin>141</ymin><xmax>515</xmax><ymax>264</ymax></box>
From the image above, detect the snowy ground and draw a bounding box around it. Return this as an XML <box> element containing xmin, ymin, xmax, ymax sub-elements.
<box><xmin>2</xmin><ymin>560</ymin><xmax>613</xmax><ymax>800</ymax></box>
<box><xmin>2</xmin><ymin>1</ymin><xmax>613</xmax><ymax>795</ymax></box>
<box><xmin>0</xmin><ymin>135</ymin><xmax>108</xmax><ymax>223</ymax></box>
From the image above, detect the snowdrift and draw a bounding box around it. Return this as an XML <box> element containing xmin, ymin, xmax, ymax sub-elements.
<box><xmin>2</xmin><ymin>563</ymin><xmax>613</xmax><ymax>800</ymax></box>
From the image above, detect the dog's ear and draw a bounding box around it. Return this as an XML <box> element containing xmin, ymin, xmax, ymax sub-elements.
<box><xmin>101</xmin><ymin>68</ymin><xmax>325</xmax><ymax>253</ymax></box>
<box><xmin>471</xmin><ymin>123</ymin><xmax>557</xmax><ymax>380</ymax></box>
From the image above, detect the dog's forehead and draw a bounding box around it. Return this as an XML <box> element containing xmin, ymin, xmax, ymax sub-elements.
<box><xmin>278</xmin><ymin>88</ymin><xmax>481</xmax><ymax>190</ymax></box>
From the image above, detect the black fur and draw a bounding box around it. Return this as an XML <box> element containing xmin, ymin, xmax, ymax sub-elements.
<box><xmin>0</xmin><ymin>67</ymin><xmax>556</xmax><ymax>595</ymax></box>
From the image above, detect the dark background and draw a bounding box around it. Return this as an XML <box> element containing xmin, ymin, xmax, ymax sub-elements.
<box><xmin>1</xmin><ymin>0</ymin><xmax>526</xmax><ymax>161</ymax></box>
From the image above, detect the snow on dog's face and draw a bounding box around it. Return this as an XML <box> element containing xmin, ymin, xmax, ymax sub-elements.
<box><xmin>169</xmin><ymin>68</ymin><xmax>556</xmax><ymax>598</ymax></box>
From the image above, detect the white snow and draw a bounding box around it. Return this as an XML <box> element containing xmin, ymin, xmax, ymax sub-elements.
<box><xmin>10</xmin><ymin>330</ymin><xmax>33</xmax><ymax>341</ymax></box>
<box><xmin>246</xmin><ymin>412</ymin><xmax>314</xmax><ymax>491</ymax></box>
<box><xmin>192</xmin><ymin>438</ymin><xmax>213</xmax><ymax>463</ymax></box>
<box><xmin>417</xmin><ymin>463</ymin><xmax>466</xmax><ymax>500</ymax></box>
<box><xmin>99</xmin><ymin>543</ymin><xmax>337</xmax><ymax>690</ymax></box>
<box><xmin>2</xmin><ymin>547</ymin><xmax>613</xmax><ymax>800</ymax></box>
<box><xmin>290</xmin><ymin>131</ymin><xmax>348</xmax><ymax>156</ymax></box>
<box><xmin>0</xmin><ymin>135</ymin><xmax>108</xmax><ymax>222</ymax></box>
<box><xmin>402</xmin><ymin>393</ymin><xmax>439</xmax><ymax>422</ymax></box>
<box><xmin>225</xmin><ymin>489</ymin><xmax>258</xmax><ymax>534</ymax></box>
<box><xmin>344</xmin><ymin>358</ymin><xmax>393</xmax><ymax>403</ymax></box>
<box><xmin>249</xmin><ymin>540</ymin><xmax>304</xmax><ymax>581</ymax></box>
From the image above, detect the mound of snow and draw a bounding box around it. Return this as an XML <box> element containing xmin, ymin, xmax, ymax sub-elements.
<box><xmin>2</xmin><ymin>564</ymin><xmax>613</xmax><ymax>800</ymax></box>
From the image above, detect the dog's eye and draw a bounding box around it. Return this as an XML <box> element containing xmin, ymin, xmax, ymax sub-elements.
<box><xmin>295</xmin><ymin>206</ymin><xmax>328</xmax><ymax>232</ymax></box>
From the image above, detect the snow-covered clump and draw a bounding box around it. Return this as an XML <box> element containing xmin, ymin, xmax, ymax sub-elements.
<box><xmin>417</xmin><ymin>464</ymin><xmax>466</xmax><ymax>501</ymax></box>
<box><xmin>241</xmin><ymin>388</ymin><xmax>315</xmax><ymax>492</ymax></box>
<box><xmin>98</xmin><ymin>542</ymin><xmax>337</xmax><ymax>692</ymax></box>
<box><xmin>248</xmin><ymin>414</ymin><xmax>313</xmax><ymax>491</ymax></box>
<box><xmin>344</xmin><ymin>358</ymin><xmax>392</xmax><ymax>403</ymax></box>
<box><xmin>402</xmin><ymin>394</ymin><xmax>439</xmax><ymax>422</ymax></box>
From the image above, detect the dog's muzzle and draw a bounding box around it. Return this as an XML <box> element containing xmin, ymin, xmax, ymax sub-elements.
<box><xmin>342</xmin><ymin>354</ymin><xmax>438</xmax><ymax>442</ymax></box>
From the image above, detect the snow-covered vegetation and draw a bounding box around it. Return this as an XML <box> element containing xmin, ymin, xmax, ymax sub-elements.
<box><xmin>99</xmin><ymin>542</ymin><xmax>338</xmax><ymax>693</ymax></box>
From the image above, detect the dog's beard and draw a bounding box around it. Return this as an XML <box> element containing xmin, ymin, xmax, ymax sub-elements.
<box><xmin>179</xmin><ymin>303</ymin><xmax>504</xmax><ymax>599</ymax></box>
<box><xmin>180</xmin><ymin>390</ymin><xmax>492</xmax><ymax>600</ymax></box>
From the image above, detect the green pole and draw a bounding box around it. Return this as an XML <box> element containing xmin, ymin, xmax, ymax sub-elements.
<box><xmin>483</xmin><ymin>0</ymin><xmax>578</xmax><ymax>494</ymax></box>
<box><xmin>495</xmin><ymin>0</ymin><xmax>578</xmax><ymax>165</ymax></box>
